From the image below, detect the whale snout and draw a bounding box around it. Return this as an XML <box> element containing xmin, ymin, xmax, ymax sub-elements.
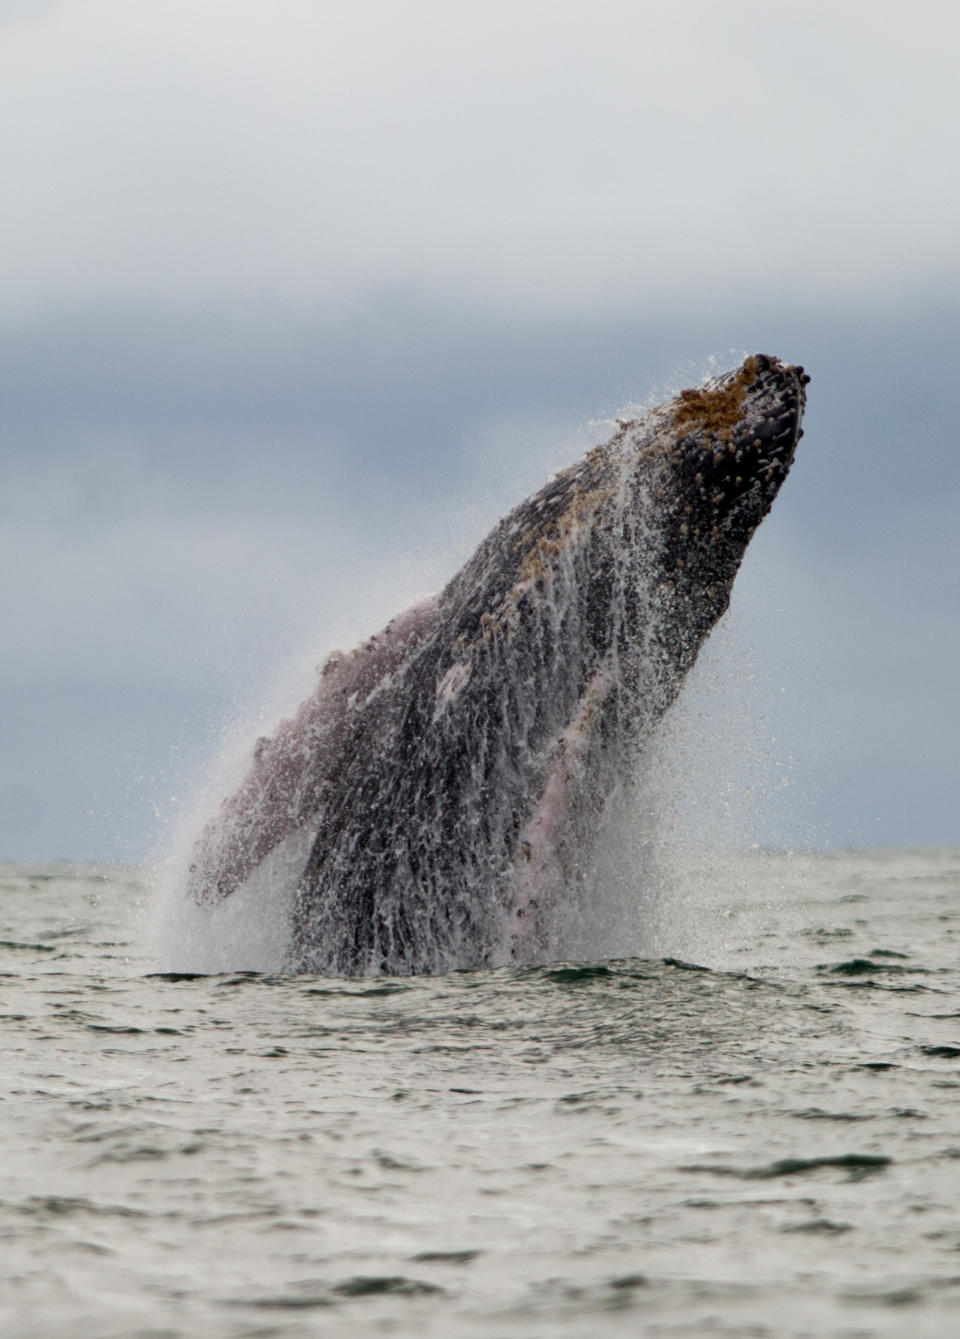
<box><xmin>750</xmin><ymin>352</ymin><xmax>810</xmax><ymax>387</ymax></box>
<box><xmin>720</xmin><ymin>359</ymin><xmax>804</xmax><ymax>518</ymax></box>
<box><xmin>660</xmin><ymin>354</ymin><xmax>806</xmax><ymax>567</ymax></box>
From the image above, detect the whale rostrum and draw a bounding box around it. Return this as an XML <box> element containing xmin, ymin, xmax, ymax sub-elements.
<box><xmin>187</xmin><ymin>353</ymin><xmax>808</xmax><ymax>975</ymax></box>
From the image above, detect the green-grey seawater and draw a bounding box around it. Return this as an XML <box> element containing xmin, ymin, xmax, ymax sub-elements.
<box><xmin>2</xmin><ymin>848</ymin><xmax>960</xmax><ymax>1337</ymax></box>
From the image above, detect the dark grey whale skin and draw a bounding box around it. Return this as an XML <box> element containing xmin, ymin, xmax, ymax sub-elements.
<box><xmin>188</xmin><ymin>354</ymin><xmax>807</xmax><ymax>976</ymax></box>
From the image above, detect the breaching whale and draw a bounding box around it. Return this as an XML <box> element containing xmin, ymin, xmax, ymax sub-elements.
<box><xmin>187</xmin><ymin>353</ymin><xmax>807</xmax><ymax>975</ymax></box>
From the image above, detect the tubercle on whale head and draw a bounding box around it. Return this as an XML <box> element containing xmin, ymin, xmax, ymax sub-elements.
<box><xmin>655</xmin><ymin>353</ymin><xmax>807</xmax><ymax>578</ymax></box>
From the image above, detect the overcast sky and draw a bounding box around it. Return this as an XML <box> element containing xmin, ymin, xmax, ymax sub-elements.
<box><xmin>1</xmin><ymin>0</ymin><xmax>957</xmax><ymax>859</ymax></box>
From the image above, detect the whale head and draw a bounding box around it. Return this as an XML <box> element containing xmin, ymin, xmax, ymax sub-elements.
<box><xmin>655</xmin><ymin>352</ymin><xmax>807</xmax><ymax>580</ymax></box>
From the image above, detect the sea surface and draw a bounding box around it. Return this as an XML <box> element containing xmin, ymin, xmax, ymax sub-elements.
<box><xmin>3</xmin><ymin>846</ymin><xmax>960</xmax><ymax>1338</ymax></box>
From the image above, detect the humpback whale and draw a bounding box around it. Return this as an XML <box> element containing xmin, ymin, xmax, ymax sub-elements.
<box><xmin>187</xmin><ymin>353</ymin><xmax>807</xmax><ymax>975</ymax></box>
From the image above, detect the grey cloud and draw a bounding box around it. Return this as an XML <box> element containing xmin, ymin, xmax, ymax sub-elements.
<box><xmin>1</xmin><ymin>295</ymin><xmax>958</xmax><ymax>857</ymax></box>
<box><xmin>0</xmin><ymin>3</ymin><xmax>957</xmax><ymax>314</ymax></box>
<box><xmin>0</xmin><ymin>1</ymin><xmax>61</xmax><ymax>23</ymax></box>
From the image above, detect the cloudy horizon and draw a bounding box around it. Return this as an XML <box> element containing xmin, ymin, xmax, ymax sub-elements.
<box><xmin>1</xmin><ymin>0</ymin><xmax>957</xmax><ymax>859</ymax></box>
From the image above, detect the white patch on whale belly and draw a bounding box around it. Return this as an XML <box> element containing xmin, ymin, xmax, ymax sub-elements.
<box><xmin>433</xmin><ymin>661</ymin><xmax>472</xmax><ymax>721</ymax></box>
<box><xmin>505</xmin><ymin>666</ymin><xmax>615</xmax><ymax>961</ymax></box>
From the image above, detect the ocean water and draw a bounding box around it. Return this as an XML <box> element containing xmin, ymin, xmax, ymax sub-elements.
<box><xmin>3</xmin><ymin>847</ymin><xmax>960</xmax><ymax>1338</ymax></box>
